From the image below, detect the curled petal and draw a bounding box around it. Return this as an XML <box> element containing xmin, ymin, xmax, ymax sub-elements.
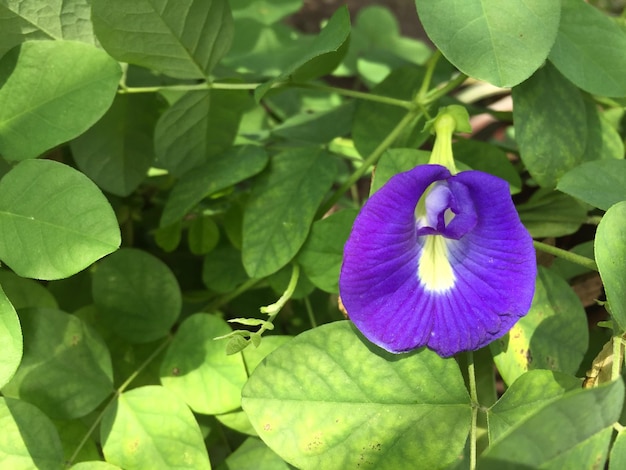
<box><xmin>339</xmin><ymin>164</ymin><xmax>536</xmax><ymax>357</ymax></box>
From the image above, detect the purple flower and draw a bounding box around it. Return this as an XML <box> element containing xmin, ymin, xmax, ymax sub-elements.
<box><xmin>339</xmin><ymin>164</ymin><xmax>536</xmax><ymax>357</ymax></box>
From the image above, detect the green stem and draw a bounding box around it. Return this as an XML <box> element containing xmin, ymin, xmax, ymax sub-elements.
<box><xmin>65</xmin><ymin>337</ymin><xmax>172</xmax><ymax>467</ymax></box>
<box><xmin>417</xmin><ymin>50</ymin><xmax>441</xmax><ymax>100</ymax></box>
<box><xmin>467</xmin><ymin>350</ymin><xmax>478</xmax><ymax>470</ymax></box>
<box><xmin>295</xmin><ymin>82</ymin><xmax>414</xmax><ymax>109</ymax></box>
<box><xmin>204</xmin><ymin>277</ymin><xmax>263</xmax><ymax>312</ymax></box>
<box><xmin>612</xmin><ymin>336</ymin><xmax>623</xmax><ymax>381</ymax></box>
<box><xmin>533</xmin><ymin>240</ymin><xmax>598</xmax><ymax>272</ymax></box>
<box><xmin>260</xmin><ymin>264</ymin><xmax>300</xmax><ymax>317</ymax></box>
<box><xmin>424</xmin><ymin>72</ymin><xmax>468</xmax><ymax>105</ymax></box>
<box><xmin>316</xmin><ymin>109</ymin><xmax>421</xmax><ymax>217</ymax></box>
<box><xmin>304</xmin><ymin>295</ymin><xmax>318</xmax><ymax>328</ymax></box>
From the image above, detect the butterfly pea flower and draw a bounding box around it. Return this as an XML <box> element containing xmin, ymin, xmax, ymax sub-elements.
<box><xmin>339</xmin><ymin>108</ymin><xmax>536</xmax><ymax>357</ymax></box>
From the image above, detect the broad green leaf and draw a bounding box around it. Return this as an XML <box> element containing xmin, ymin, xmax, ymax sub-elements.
<box><xmin>70</xmin><ymin>463</ymin><xmax>122</xmax><ymax>470</ymax></box>
<box><xmin>154</xmin><ymin>221</ymin><xmax>182</xmax><ymax>253</ymax></box>
<box><xmin>92</xmin><ymin>248</ymin><xmax>182</xmax><ymax>343</ymax></box>
<box><xmin>0</xmin><ymin>0</ymin><xmax>95</xmax><ymax>57</ymax></box>
<box><xmin>160</xmin><ymin>313</ymin><xmax>248</xmax><ymax>415</ymax></box>
<box><xmin>610</xmin><ymin>429</ymin><xmax>626</xmax><ymax>470</ymax></box>
<box><xmin>370</xmin><ymin>148</ymin><xmax>431</xmax><ymax>193</ymax></box>
<box><xmin>0</xmin><ymin>159</ymin><xmax>121</xmax><ymax>280</ymax></box>
<box><xmin>0</xmin><ymin>270</ymin><xmax>57</xmax><ymax>309</ymax></box>
<box><xmin>479</xmin><ymin>380</ymin><xmax>623</xmax><ymax>469</ymax></box>
<box><xmin>161</xmin><ymin>145</ymin><xmax>268</xmax><ymax>227</ymax></box>
<box><xmin>2</xmin><ymin>307</ymin><xmax>113</xmax><ymax>419</ymax></box>
<box><xmin>203</xmin><ymin>244</ymin><xmax>250</xmax><ymax>293</ymax></box>
<box><xmin>188</xmin><ymin>216</ymin><xmax>220</xmax><ymax>255</ymax></box>
<box><xmin>230</xmin><ymin>0</ymin><xmax>302</xmax><ymax>25</ymax></box>
<box><xmin>557</xmin><ymin>160</ymin><xmax>626</xmax><ymax>211</ymax></box>
<box><xmin>512</xmin><ymin>62</ymin><xmax>587</xmax><ymax>188</ymax></box>
<box><xmin>254</xmin><ymin>6</ymin><xmax>350</xmax><ymax>100</ymax></box>
<box><xmin>0</xmin><ymin>397</ymin><xmax>64</xmax><ymax>469</ymax></box>
<box><xmin>242</xmin><ymin>148</ymin><xmax>337</xmax><ymax>278</ymax></box>
<box><xmin>550</xmin><ymin>241</ymin><xmax>595</xmax><ymax>281</ymax></box>
<box><xmin>242</xmin><ymin>321</ymin><xmax>471</xmax><ymax>470</ymax></box>
<box><xmin>154</xmin><ymin>89</ymin><xmax>250</xmax><ymax>176</ymax></box>
<box><xmin>491</xmin><ymin>268</ymin><xmax>588</xmax><ymax>386</ymax></box>
<box><xmin>91</xmin><ymin>0</ymin><xmax>233</xmax><ymax>79</ymax></box>
<box><xmin>0</xmin><ymin>284</ymin><xmax>21</xmax><ymax>389</ymax></box>
<box><xmin>517</xmin><ymin>189</ymin><xmax>587</xmax><ymax>238</ymax></box>
<box><xmin>297</xmin><ymin>209</ymin><xmax>357</xmax><ymax>293</ymax></box>
<box><xmin>0</xmin><ymin>40</ymin><xmax>121</xmax><ymax>161</ymax></box>
<box><xmin>414</xmin><ymin>0</ymin><xmax>560</xmax><ymax>87</ymax></box>
<box><xmin>583</xmin><ymin>99</ymin><xmax>626</xmax><ymax>161</ymax></box>
<box><xmin>71</xmin><ymin>93</ymin><xmax>159</xmax><ymax>197</ymax></box>
<box><xmin>595</xmin><ymin>201</ymin><xmax>626</xmax><ymax>331</ymax></box>
<box><xmin>222</xmin><ymin>437</ymin><xmax>291</xmax><ymax>470</ymax></box>
<box><xmin>549</xmin><ymin>0</ymin><xmax>626</xmax><ymax>98</ymax></box>
<box><xmin>487</xmin><ymin>370</ymin><xmax>581</xmax><ymax>442</ymax></box>
<box><xmin>55</xmin><ymin>419</ymin><xmax>101</xmax><ymax>464</ymax></box>
<box><xmin>352</xmin><ymin>67</ymin><xmax>427</xmax><ymax>158</ymax></box>
<box><xmin>101</xmin><ymin>386</ymin><xmax>211</xmax><ymax>470</ymax></box>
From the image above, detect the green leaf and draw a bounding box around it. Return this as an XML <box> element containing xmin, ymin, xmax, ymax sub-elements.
<box><xmin>491</xmin><ymin>268</ymin><xmax>588</xmax><ymax>386</ymax></box>
<box><xmin>154</xmin><ymin>90</ymin><xmax>250</xmax><ymax>176</ymax></box>
<box><xmin>56</xmin><ymin>419</ymin><xmax>101</xmax><ymax>464</ymax></box>
<box><xmin>550</xmin><ymin>241</ymin><xmax>595</xmax><ymax>281</ymax></box>
<box><xmin>352</xmin><ymin>67</ymin><xmax>427</xmax><ymax>158</ymax></box>
<box><xmin>0</xmin><ymin>159</ymin><xmax>121</xmax><ymax>280</ymax></box>
<box><xmin>70</xmin><ymin>462</ymin><xmax>122</xmax><ymax>470</ymax></box>
<box><xmin>0</xmin><ymin>284</ymin><xmax>21</xmax><ymax>389</ymax></box>
<box><xmin>0</xmin><ymin>40</ymin><xmax>121</xmax><ymax>161</ymax></box>
<box><xmin>71</xmin><ymin>93</ymin><xmax>159</xmax><ymax>197</ymax></box>
<box><xmin>222</xmin><ymin>437</ymin><xmax>291</xmax><ymax>470</ymax></box>
<box><xmin>203</xmin><ymin>244</ymin><xmax>250</xmax><ymax>293</ymax></box>
<box><xmin>0</xmin><ymin>270</ymin><xmax>57</xmax><ymax>309</ymax></box>
<box><xmin>0</xmin><ymin>397</ymin><xmax>64</xmax><ymax>469</ymax></box>
<box><xmin>0</xmin><ymin>0</ymin><xmax>96</xmax><ymax>57</ymax></box>
<box><xmin>254</xmin><ymin>6</ymin><xmax>350</xmax><ymax>100</ymax></box>
<box><xmin>242</xmin><ymin>148</ymin><xmax>337</xmax><ymax>278</ymax></box>
<box><xmin>242</xmin><ymin>321</ymin><xmax>471</xmax><ymax>469</ymax></box>
<box><xmin>2</xmin><ymin>307</ymin><xmax>113</xmax><ymax>419</ymax></box>
<box><xmin>230</xmin><ymin>0</ymin><xmax>302</xmax><ymax>25</ymax></box>
<box><xmin>557</xmin><ymin>160</ymin><xmax>626</xmax><ymax>211</ymax></box>
<box><xmin>479</xmin><ymin>380</ymin><xmax>624</xmax><ymax>469</ymax></box>
<box><xmin>91</xmin><ymin>0</ymin><xmax>233</xmax><ymax>79</ymax></box>
<box><xmin>517</xmin><ymin>189</ymin><xmax>587</xmax><ymax>238</ymax></box>
<box><xmin>595</xmin><ymin>201</ymin><xmax>626</xmax><ymax>331</ymax></box>
<box><xmin>100</xmin><ymin>385</ymin><xmax>211</xmax><ymax>469</ymax></box>
<box><xmin>160</xmin><ymin>313</ymin><xmax>248</xmax><ymax>414</ymax></box>
<box><xmin>92</xmin><ymin>248</ymin><xmax>182</xmax><ymax>343</ymax></box>
<box><xmin>512</xmin><ymin>62</ymin><xmax>588</xmax><ymax>188</ymax></box>
<box><xmin>414</xmin><ymin>0</ymin><xmax>560</xmax><ymax>87</ymax></box>
<box><xmin>549</xmin><ymin>0</ymin><xmax>626</xmax><ymax>98</ymax></box>
<box><xmin>297</xmin><ymin>209</ymin><xmax>357</xmax><ymax>293</ymax></box>
<box><xmin>487</xmin><ymin>370</ymin><xmax>581</xmax><ymax>443</ymax></box>
<box><xmin>161</xmin><ymin>145</ymin><xmax>268</xmax><ymax>227</ymax></box>
<box><xmin>154</xmin><ymin>221</ymin><xmax>182</xmax><ymax>253</ymax></box>
<box><xmin>610</xmin><ymin>429</ymin><xmax>626</xmax><ymax>470</ymax></box>
<box><xmin>370</xmin><ymin>148</ymin><xmax>431</xmax><ymax>194</ymax></box>
<box><xmin>188</xmin><ymin>216</ymin><xmax>220</xmax><ymax>255</ymax></box>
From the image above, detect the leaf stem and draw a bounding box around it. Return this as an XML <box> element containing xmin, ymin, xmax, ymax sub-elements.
<box><xmin>417</xmin><ymin>50</ymin><xmax>441</xmax><ymax>100</ymax></box>
<box><xmin>304</xmin><ymin>295</ymin><xmax>318</xmax><ymax>328</ymax></box>
<box><xmin>612</xmin><ymin>335</ymin><xmax>623</xmax><ymax>381</ymax></box>
<box><xmin>260</xmin><ymin>264</ymin><xmax>300</xmax><ymax>317</ymax></box>
<box><xmin>294</xmin><ymin>82</ymin><xmax>414</xmax><ymax>109</ymax></box>
<box><xmin>467</xmin><ymin>350</ymin><xmax>478</xmax><ymax>470</ymax></box>
<box><xmin>533</xmin><ymin>240</ymin><xmax>598</xmax><ymax>272</ymax></box>
<box><xmin>205</xmin><ymin>277</ymin><xmax>263</xmax><ymax>312</ymax></box>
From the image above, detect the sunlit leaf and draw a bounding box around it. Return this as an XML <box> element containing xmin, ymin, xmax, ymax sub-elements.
<box><xmin>557</xmin><ymin>160</ymin><xmax>626</xmax><ymax>211</ymax></box>
<box><xmin>0</xmin><ymin>285</ymin><xmax>21</xmax><ymax>389</ymax></box>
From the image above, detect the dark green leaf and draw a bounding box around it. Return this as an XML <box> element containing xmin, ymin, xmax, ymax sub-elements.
<box><xmin>0</xmin><ymin>270</ymin><xmax>57</xmax><ymax>309</ymax></box>
<box><xmin>0</xmin><ymin>160</ymin><xmax>121</xmax><ymax>280</ymax></box>
<box><xmin>0</xmin><ymin>285</ymin><xmax>21</xmax><ymax>389</ymax></box>
<box><xmin>92</xmin><ymin>248</ymin><xmax>182</xmax><ymax>343</ymax></box>
<box><xmin>550</xmin><ymin>241</ymin><xmax>595</xmax><ymax>281</ymax></box>
<box><xmin>91</xmin><ymin>0</ymin><xmax>233</xmax><ymax>79</ymax></box>
<box><xmin>0</xmin><ymin>40</ymin><xmax>120</xmax><ymax>161</ymax></box>
<box><xmin>557</xmin><ymin>160</ymin><xmax>626</xmax><ymax>211</ymax></box>
<box><xmin>517</xmin><ymin>189</ymin><xmax>587</xmax><ymax>238</ymax></box>
<box><xmin>242</xmin><ymin>149</ymin><xmax>337</xmax><ymax>278</ymax></box>
<box><xmin>188</xmin><ymin>216</ymin><xmax>220</xmax><ymax>255</ymax></box>
<box><xmin>203</xmin><ymin>244</ymin><xmax>250</xmax><ymax>293</ymax></box>
<box><xmin>415</xmin><ymin>0</ymin><xmax>560</xmax><ymax>87</ymax></box>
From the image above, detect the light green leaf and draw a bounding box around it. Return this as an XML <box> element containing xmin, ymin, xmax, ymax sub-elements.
<box><xmin>491</xmin><ymin>268</ymin><xmax>588</xmax><ymax>386</ymax></box>
<box><xmin>0</xmin><ymin>284</ymin><xmax>21</xmax><ymax>389</ymax></box>
<box><xmin>242</xmin><ymin>148</ymin><xmax>337</xmax><ymax>278</ymax></box>
<box><xmin>188</xmin><ymin>216</ymin><xmax>220</xmax><ymax>255</ymax></box>
<box><xmin>414</xmin><ymin>0</ymin><xmax>560</xmax><ymax>87</ymax></box>
<box><xmin>370</xmin><ymin>148</ymin><xmax>431</xmax><ymax>194</ymax></box>
<box><xmin>242</xmin><ymin>321</ymin><xmax>471</xmax><ymax>470</ymax></box>
<box><xmin>297</xmin><ymin>209</ymin><xmax>357</xmax><ymax>293</ymax></box>
<box><xmin>101</xmin><ymin>386</ymin><xmax>211</xmax><ymax>470</ymax></box>
<box><xmin>517</xmin><ymin>189</ymin><xmax>587</xmax><ymax>238</ymax></box>
<box><xmin>595</xmin><ymin>201</ymin><xmax>626</xmax><ymax>331</ymax></box>
<box><xmin>0</xmin><ymin>0</ymin><xmax>95</xmax><ymax>57</ymax></box>
<box><xmin>549</xmin><ymin>0</ymin><xmax>626</xmax><ymax>98</ymax></box>
<box><xmin>0</xmin><ymin>270</ymin><xmax>57</xmax><ymax>309</ymax></box>
<box><xmin>161</xmin><ymin>145</ymin><xmax>268</xmax><ymax>227</ymax></box>
<box><xmin>487</xmin><ymin>370</ymin><xmax>581</xmax><ymax>443</ymax></box>
<box><xmin>0</xmin><ymin>159</ymin><xmax>121</xmax><ymax>280</ymax></box>
<box><xmin>254</xmin><ymin>6</ymin><xmax>350</xmax><ymax>100</ymax></box>
<box><xmin>71</xmin><ymin>93</ymin><xmax>159</xmax><ymax>197</ymax></box>
<box><xmin>154</xmin><ymin>90</ymin><xmax>250</xmax><ymax>176</ymax></box>
<box><xmin>91</xmin><ymin>0</ymin><xmax>233</xmax><ymax>79</ymax></box>
<box><xmin>512</xmin><ymin>62</ymin><xmax>587</xmax><ymax>188</ymax></box>
<box><xmin>610</xmin><ymin>429</ymin><xmax>626</xmax><ymax>470</ymax></box>
<box><xmin>0</xmin><ymin>397</ymin><xmax>64</xmax><ymax>469</ymax></box>
<box><xmin>0</xmin><ymin>40</ymin><xmax>121</xmax><ymax>161</ymax></box>
<box><xmin>557</xmin><ymin>160</ymin><xmax>626</xmax><ymax>211</ymax></box>
<box><xmin>222</xmin><ymin>437</ymin><xmax>291</xmax><ymax>470</ymax></box>
<box><xmin>230</xmin><ymin>0</ymin><xmax>302</xmax><ymax>25</ymax></box>
<box><xmin>92</xmin><ymin>248</ymin><xmax>181</xmax><ymax>343</ymax></box>
<box><xmin>160</xmin><ymin>313</ymin><xmax>248</xmax><ymax>414</ymax></box>
<box><xmin>480</xmin><ymin>380</ymin><xmax>623</xmax><ymax>469</ymax></box>
<box><xmin>2</xmin><ymin>308</ymin><xmax>113</xmax><ymax>419</ymax></box>
<box><xmin>70</xmin><ymin>462</ymin><xmax>122</xmax><ymax>470</ymax></box>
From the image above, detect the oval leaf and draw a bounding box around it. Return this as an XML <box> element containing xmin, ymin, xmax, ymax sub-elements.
<box><xmin>0</xmin><ymin>159</ymin><xmax>121</xmax><ymax>280</ymax></box>
<box><xmin>0</xmin><ymin>285</ymin><xmax>22</xmax><ymax>389</ymax></box>
<box><xmin>242</xmin><ymin>321</ymin><xmax>471</xmax><ymax>469</ymax></box>
<box><xmin>557</xmin><ymin>160</ymin><xmax>626</xmax><ymax>211</ymax></box>
<box><xmin>0</xmin><ymin>40</ymin><xmax>120</xmax><ymax>160</ymax></box>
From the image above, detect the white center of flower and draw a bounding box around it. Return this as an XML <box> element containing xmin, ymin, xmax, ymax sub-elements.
<box><xmin>418</xmin><ymin>235</ymin><xmax>455</xmax><ymax>292</ymax></box>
